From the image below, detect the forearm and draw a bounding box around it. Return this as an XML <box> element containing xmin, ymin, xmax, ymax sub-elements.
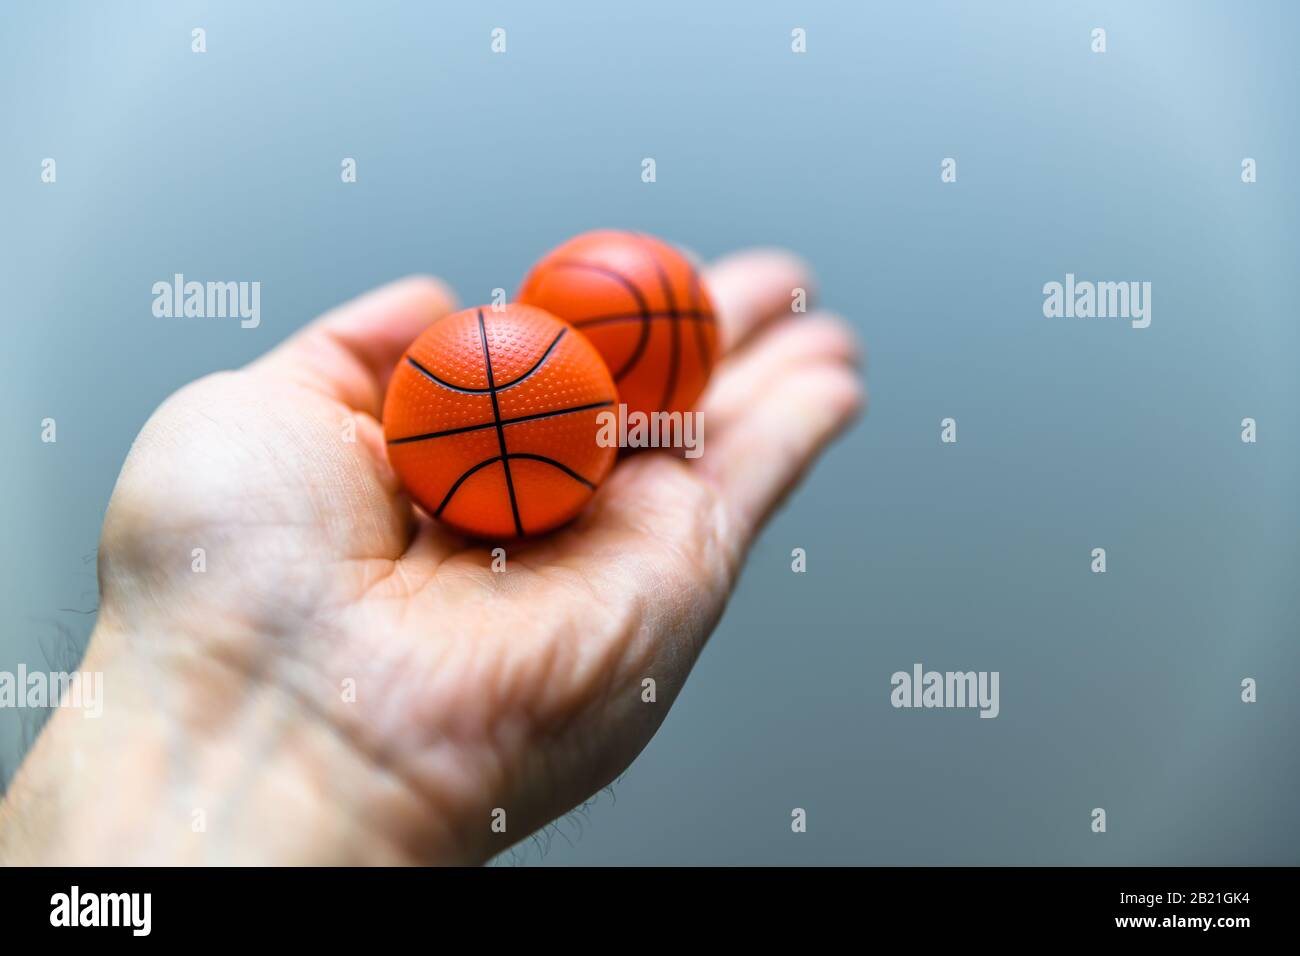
<box><xmin>0</xmin><ymin>630</ymin><xmax>455</xmax><ymax>866</ymax></box>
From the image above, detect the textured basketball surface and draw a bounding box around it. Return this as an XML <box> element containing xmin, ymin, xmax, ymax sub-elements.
<box><xmin>382</xmin><ymin>305</ymin><xmax>618</xmax><ymax>538</ymax></box>
<box><xmin>518</xmin><ymin>230</ymin><xmax>718</xmax><ymax>418</ymax></box>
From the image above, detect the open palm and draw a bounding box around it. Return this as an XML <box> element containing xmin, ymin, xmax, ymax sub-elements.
<box><xmin>74</xmin><ymin>249</ymin><xmax>862</xmax><ymax>864</ymax></box>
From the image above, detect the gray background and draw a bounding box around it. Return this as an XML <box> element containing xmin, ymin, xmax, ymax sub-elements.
<box><xmin>2</xmin><ymin>1</ymin><xmax>1297</xmax><ymax>864</ymax></box>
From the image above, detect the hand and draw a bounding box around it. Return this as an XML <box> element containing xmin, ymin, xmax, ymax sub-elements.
<box><xmin>0</xmin><ymin>250</ymin><xmax>863</xmax><ymax>865</ymax></box>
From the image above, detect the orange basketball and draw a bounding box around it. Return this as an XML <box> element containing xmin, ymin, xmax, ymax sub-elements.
<box><xmin>382</xmin><ymin>304</ymin><xmax>618</xmax><ymax>539</ymax></box>
<box><xmin>518</xmin><ymin>230</ymin><xmax>718</xmax><ymax>418</ymax></box>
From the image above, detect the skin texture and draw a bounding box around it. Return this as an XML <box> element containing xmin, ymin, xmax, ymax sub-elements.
<box><xmin>0</xmin><ymin>249</ymin><xmax>863</xmax><ymax>865</ymax></box>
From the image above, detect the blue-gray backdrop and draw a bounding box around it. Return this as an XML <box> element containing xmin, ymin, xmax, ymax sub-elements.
<box><xmin>2</xmin><ymin>1</ymin><xmax>1297</xmax><ymax>864</ymax></box>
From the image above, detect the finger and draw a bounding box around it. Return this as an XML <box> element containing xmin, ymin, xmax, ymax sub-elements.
<box><xmin>703</xmin><ymin>249</ymin><xmax>815</xmax><ymax>354</ymax></box>
<box><xmin>700</xmin><ymin>311</ymin><xmax>861</xmax><ymax>431</ymax></box>
<box><xmin>696</xmin><ymin>341</ymin><xmax>865</xmax><ymax>550</ymax></box>
<box><xmin>251</xmin><ymin>276</ymin><xmax>458</xmax><ymax>416</ymax></box>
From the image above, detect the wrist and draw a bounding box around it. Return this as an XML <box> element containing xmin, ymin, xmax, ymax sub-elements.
<box><xmin>0</xmin><ymin>620</ymin><xmax>463</xmax><ymax>865</ymax></box>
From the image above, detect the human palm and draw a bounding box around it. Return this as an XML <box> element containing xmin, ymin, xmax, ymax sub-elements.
<box><xmin>8</xmin><ymin>250</ymin><xmax>861</xmax><ymax>865</ymax></box>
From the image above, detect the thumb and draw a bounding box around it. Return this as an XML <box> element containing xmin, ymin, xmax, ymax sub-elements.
<box><xmin>251</xmin><ymin>276</ymin><xmax>458</xmax><ymax>416</ymax></box>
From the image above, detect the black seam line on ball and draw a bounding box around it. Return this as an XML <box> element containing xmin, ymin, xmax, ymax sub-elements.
<box><xmin>548</xmin><ymin>260</ymin><xmax>652</xmax><ymax>382</ymax></box>
<box><xmin>636</xmin><ymin>235</ymin><xmax>681</xmax><ymax>412</ymax></box>
<box><xmin>406</xmin><ymin>327</ymin><xmax>566</xmax><ymax>396</ymax></box>
<box><xmin>505</xmin><ymin>453</ymin><xmax>596</xmax><ymax>490</ymax></box>
<box><xmin>406</xmin><ymin>356</ymin><xmax>492</xmax><ymax>394</ymax></box>
<box><xmin>496</xmin><ymin>327</ymin><xmax>566</xmax><ymax>390</ymax></box>
<box><xmin>387</xmin><ymin>399</ymin><xmax>614</xmax><ymax>446</ymax></box>
<box><xmin>434</xmin><ymin>455</ymin><xmax>502</xmax><ymax>517</ymax></box>
<box><xmin>571</xmin><ymin>309</ymin><xmax>714</xmax><ymax>329</ymax></box>
<box><xmin>479</xmin><ymin>309</ymin><xmax>524</xmax><ymax>537</ymax></box>
<box><xmin>435</xmin><ymin>452</ymin><xmax>595</xmax><ymax>517</ymax></box>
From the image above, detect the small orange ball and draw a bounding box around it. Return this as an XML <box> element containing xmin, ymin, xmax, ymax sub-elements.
<box><xmin>518</xmin><ymin>230</ymin><xmax>719</xmax><ymax>418</ymax></box>
<box><xmin>382</xmin><ymin>304</ymin><xmax>618</xmax><ymax>539</ymax></box>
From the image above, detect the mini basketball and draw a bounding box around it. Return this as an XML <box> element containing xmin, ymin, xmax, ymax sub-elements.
<box><xmin>382</xmin><ymin>304</ymin><xmax>618</xmax><ymax>539</ymax></box>
<box><xmin>518</xmin><ymin>230</ymin><xmax>719</xmax><ymax>419</ymax></box>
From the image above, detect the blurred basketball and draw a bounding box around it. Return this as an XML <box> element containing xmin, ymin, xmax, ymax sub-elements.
<box><xmin>518</xmin><ymin>230</ymin><xmax>718</xmax><ymax>418</ymax></box>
